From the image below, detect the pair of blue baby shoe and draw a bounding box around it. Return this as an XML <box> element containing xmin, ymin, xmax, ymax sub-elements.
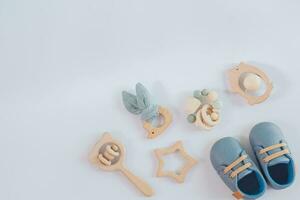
<box><xmin>210</xmin><ymin>122</ymin><xmax>295</xmax><ymax>199</ymax></box>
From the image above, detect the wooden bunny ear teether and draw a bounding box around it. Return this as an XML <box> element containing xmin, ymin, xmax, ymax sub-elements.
<box><xmin>185</xmin><ymin>89</ymin><xmax>222</xmax><ymax>130</ymax></box>
<box><xmin>228</xmin><ymin>62</ymin><xmax>273</xmax><ymax>105</ymax></box>
<box><xmin>122</xmin><ymin>83</ymin><xmax>172</xmax><ymax>139</ymax></box>
<box><xmin>89</xmin><ymin>133</ymin><xmax>154</xmax><ymax>197</ymax></box>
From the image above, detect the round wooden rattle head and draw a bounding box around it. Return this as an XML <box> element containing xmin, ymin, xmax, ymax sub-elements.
<box><xmin>98</xmin><ymin>143</ymin><xmax>121</xmax><ymax>167</ymax></box>
<box><xmin>89</xmin><ymin>133</ymin><xmax>125</xmax><ymax>171</ymax></box>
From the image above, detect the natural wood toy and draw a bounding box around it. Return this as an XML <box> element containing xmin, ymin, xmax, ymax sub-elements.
<box><xmin>122</xmin><ymin>83</ymin><xmax>172</xmax><ymax>139</ymax></box>
<box><xmin>89</xmin><ymin>133</ymin><xmax>154</xmax><ymax>197</ymax></box>
<box><xmin>185</xmin><ymin>89</ymin><xmax>222</xmax><ymax>130</ymax></box>
<box><xmin>154</xmin><ymin>141</ymin><xmax>197</xmax><ymax>183</ymax></box>
<box><xmin>228</xmin><ymin>62</ymin><xmax>273</xmax><ymax>105</ymax></box>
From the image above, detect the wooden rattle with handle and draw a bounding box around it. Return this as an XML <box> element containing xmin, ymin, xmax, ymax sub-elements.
<box><xmin>89</xmin><ymin>133</ymin><xmax>154</xmax><ymax>197</ymax></box>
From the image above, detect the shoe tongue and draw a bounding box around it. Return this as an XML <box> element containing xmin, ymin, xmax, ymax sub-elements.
<box><xmin>237</xmin><ymin>168</ymin><xmax>252</xmax><ymax>180</ymax></box>
<box><xmin>268</xmin><ymin>156</ymin><xmax>290</xmax><ymax>167</ymax></box>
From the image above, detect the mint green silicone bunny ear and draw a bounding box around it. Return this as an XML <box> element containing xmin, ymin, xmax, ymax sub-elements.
<box><xmin>136</xmin><ymin>83</ymin><xmax>151</xmax><ymax>110</ymax></box>
<box><xmin>122</xmin><ymin>83</ymin><xmax>159</xmax><ymax>121</ymax></box>
<box><xmin>122</xmin><ymin>91</ymin><xmax>143</xmax><ymax>115</ymax></box>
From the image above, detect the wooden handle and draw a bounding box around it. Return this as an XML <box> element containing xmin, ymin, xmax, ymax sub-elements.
<box><xmin>120</xmin><ymin>166</ymin><xmax>154</xmax><ymax>197</ymax></box>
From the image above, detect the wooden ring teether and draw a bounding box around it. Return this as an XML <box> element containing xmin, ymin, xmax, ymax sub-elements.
<box><xmin>228</xmin><ymin>62</ymin><xmax>273</xmax><ymax>105</ymax></box>
<box><xmin>143</xmin><ymin>106</ymin><xmax>172</xmax><ymax>139</ymax></box>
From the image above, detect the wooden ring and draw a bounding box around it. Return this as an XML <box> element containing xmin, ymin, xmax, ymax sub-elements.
<box><xmin>195</xmin><ymin>104</ymin><xmax>220</xmax><ymax>130</ymax></box>
<box><xmin>201</xmin><ymin>105</ymin><xmax>219</xmax><ymax>126</ymax></box>
<box><xmin>228</xmin><ymin>63</ymin><xmax>273</xmax><ymax>105</ymax></box>
<box><xmin>143</xmin><ymin>106</ymin><xmax>172</xmax><ymax>139</ymax></box>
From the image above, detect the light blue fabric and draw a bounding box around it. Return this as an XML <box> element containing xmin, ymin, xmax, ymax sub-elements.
<box><xmin>210</xmin><ymin>137</ymin><xmax>266</xmax><ymax>199</ymax></box>
<box><xmin>122</xmin><ymin>83</ymin><xmax>159</xmax><ymax>121</ymax></box>
<box><xmin>250</xmin><ymin>122</ymin><xmax>295</xmax><ymax>190</ymax></box>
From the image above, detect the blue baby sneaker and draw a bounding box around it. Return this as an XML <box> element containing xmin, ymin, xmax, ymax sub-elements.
<box><xmin>210</xmin><ymin>137</ymin><xmax>266</xmax><ymax>199</ymax></box>
<box><xmin>250</xmin><ymin>122</ymin><xmax>295</xmax><ymax>190</ymax></box>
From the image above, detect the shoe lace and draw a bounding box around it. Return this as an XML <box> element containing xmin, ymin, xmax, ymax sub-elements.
<box><xmin>223</xmin><ymin>155</ymin><xmax>252</xmax><ymax>179</ymax></box>
<box><xmin>259</xmin><ymin>143</ymin><xmax>289</xmax><ymax>163</ymax></box>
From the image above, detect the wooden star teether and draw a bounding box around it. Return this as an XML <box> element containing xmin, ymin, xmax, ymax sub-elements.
<box><xmin>185</xmin><ymin>89</ymin><xmax>222</xmax><ymax>130</ymax></box>
<box><xmin>154</xmin><ymin>141</ymin><xmax>197</xmax><ymax>183</ymax></box>
<box><xmin>122</xmin><ymin>83</ymin><xmax>172</xmax><ymax>139</ymax></box>
<box><xmin>89</xmin><ymin>133</ymin><xmax>154</xmax><ymax>197</ymax></box>
<box><xmin>228</xmin><ymin>62</ymin><xmax>273</xmax><ymax>105</ymax></box>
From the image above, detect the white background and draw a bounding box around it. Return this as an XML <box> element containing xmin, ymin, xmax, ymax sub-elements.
<box><xmin>0</xmin><ymin>0</ymin><xmax>299</xmax><ymax>199</ymax></box>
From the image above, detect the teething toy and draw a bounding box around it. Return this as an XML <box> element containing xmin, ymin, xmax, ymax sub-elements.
<box><xmin>122</xmin><ymin>83</ymin><xmax>172</xmax><ymax>139</ymax></box>
<box><xmin>89</xmin><ymin>132</ymin><xmax>154</xmax><ymax>197</ymax></box>
<box><xmin>228</xmin><ymin>62</ymin><xmax>273</xmax><ymax>105</ymax></box>
<box><xmin>185</xmin><ymin>89</ymin><xmax>222</xmax><ymax>130</ymax></box>
<box><xmin>154</xmin><ymin>141</ymin><xmax>197</xmax><ymax>183</ymax></box>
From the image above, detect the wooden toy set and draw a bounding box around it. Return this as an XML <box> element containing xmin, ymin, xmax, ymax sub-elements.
<box><xmin>88</xmin><ymin>63</ymin><xmax>277</xmax><ymax>197</ymax></box>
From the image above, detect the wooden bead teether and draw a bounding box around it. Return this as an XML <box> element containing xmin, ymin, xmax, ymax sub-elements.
<box><xmin>89</xmin><ymin>133</ymin><xmax>154</xmax><ymax>197</ymax></box>
<box><xmin>185</xmin><ymin>89</ymin><xmax>222</xmax><ymax>130</ymax></box>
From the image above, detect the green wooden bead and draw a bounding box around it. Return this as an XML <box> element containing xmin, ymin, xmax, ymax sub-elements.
<box><xmin>187</xmin><ymin>114</ymin><xmax>196</xmax><ymax>123</ymax></box>
<box><xmin>193</xmin><ymin>90</ymin><xmax>202</xmax><ymax>99</ymax></box>
<box><xmin>201</xmin><ymin>89</ymin><xmax>209</xmax><ymax>96</ymax></box>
